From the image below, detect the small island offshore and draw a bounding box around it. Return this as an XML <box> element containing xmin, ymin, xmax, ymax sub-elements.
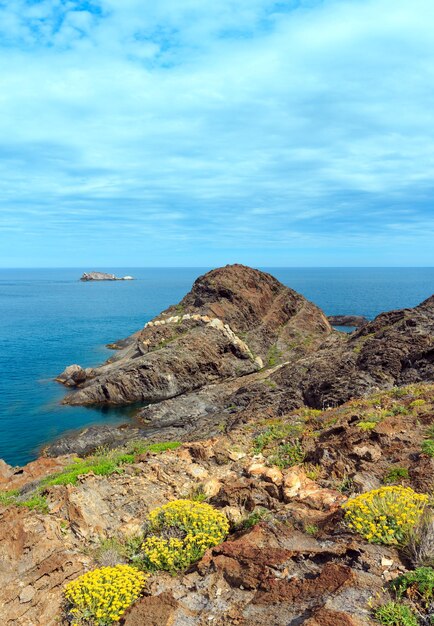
<box><xmin>1</xmin><ymin>265</ymin><xmax>434</xmax><ymax>626</ymax></box>
<box><xmin>80</xmin><ymin>272</ymin><xmax>134</xmax><ymax>281</ymax></box>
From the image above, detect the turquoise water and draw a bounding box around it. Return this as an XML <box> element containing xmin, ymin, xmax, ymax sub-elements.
<box><xmin>0</xmin><ymin>267</ymin><xmax>433</xmax><ymax>466</ymax></box>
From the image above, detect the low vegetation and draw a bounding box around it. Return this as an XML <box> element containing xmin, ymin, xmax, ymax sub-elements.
<box><xmin>374</xmin><ymin>566</ymin><xmax>434</xmax><ymax>625</ymax></box>
<box><xmin>64</xmin><ymin>564</ymin><xmax>147</xmax><ymax>626</ymax></box>
<box><xmin>343</xmin><ymin>486</ymin><xmax>429</xmax><ymax>545</ymax></box>
<box><xmin>141</xmin><ymin>499</ymin><xmax>229</xmax><ymax>573</ymax></box>
<box><xmin>0</xmin><ymin>441</ymin><xmax>182</xmax><ymax>514</ymax></box>
<box><xmin>374</xmin><ymin>601</ymin><xmax>418</xmax><ymax>626</ymax></box>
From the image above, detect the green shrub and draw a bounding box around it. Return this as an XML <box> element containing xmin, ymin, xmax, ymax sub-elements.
<box><xmin>384</xmin><ymin>467</ymin><xmax>410</xmax><ymax>484</ymax></box>
<box><xmin>141</xmin><ymin>499</ymin><xmax>229</xmax><ymax>573</ymax></box>
<box><xmin>236</xmin><ymin>507</ymin><xmax>271</xmax><ymax>531</ymax></box>
<box><xmin>343</xmin><ymin>486</ymin><xmax>429</xmax><ymax>545</ymax></box>
<box><xmin>357</xmin><ymin>421</ymin><xmax>378</xmax><ymax>431</ymax></box>
<box><xmin>374</xmin><ymin>601</ymin><xmax>418</xmax><ymax>625</ymax></box>
<box><xmin>64</xmin><ymin>564</ymin><xmax>147</xmax><ymax>625</ymax></box>
<box><xmin>409</xmin><ymin>399</ymin><xmax>425</xmax><ymax>408</ymax></box>
<box><xmin>422</xmin><ymin>438</ymin><xmax>434</xmax><ymax>458</ymax></box>
<box><xmin>389</xmin><ymin>387</ymin><xmax>409</xmax><ymax>399</ymax></box>
<box><xmin>252</xmin><ymin>423</ymin><xmax>303</xmax><ymax>454</ymax></box>
<box><xmin>304</xmin><ymin>524</ymin><xmax>319</xmax><ymax>536</ymax></box>
<box><xmin>0</xmin><ymin>489</ymin><xmax>48</xmax><ymax>512</ymax></box>
<box><xmin>391</xmin><ymin>567</ymin><xmax>434</xmax><ymax>606</ymax></box>
<box><xmin>268</xmin><ymin>441</ymin><xmax>305</xmax><ymax>469</ymax></box>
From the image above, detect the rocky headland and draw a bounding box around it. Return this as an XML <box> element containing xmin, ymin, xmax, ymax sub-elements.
<box><xmin>1</xmin><ymin>264</ymin><xmax>434</xmax><ymax>626</ymax></box>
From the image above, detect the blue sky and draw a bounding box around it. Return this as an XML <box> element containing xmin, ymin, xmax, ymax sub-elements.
<box><xmin>0</xmin><ymin>0</ymin><xmax>433</xmax><ymax>267</ymax></box>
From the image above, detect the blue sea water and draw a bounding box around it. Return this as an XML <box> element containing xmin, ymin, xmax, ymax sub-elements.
<box><xmin>0</xmin><ymin>267</ymin><xmax>433</xmax><ymax>467</ymax></box>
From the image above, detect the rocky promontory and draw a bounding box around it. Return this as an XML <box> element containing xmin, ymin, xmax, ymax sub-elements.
<box><xmin>59</xmin><ymin>265</ymin><xmax>331</xmax><ymax>407</ymax></box>
<box><xmin>54</xmin><ymin>265</ymin><xmax>434</xmax><ymax>454</ymax></box>
<box><xmin>80</xmin><ymin>272</ymin><xmax>134</xmax><ymax>281</ymax></box>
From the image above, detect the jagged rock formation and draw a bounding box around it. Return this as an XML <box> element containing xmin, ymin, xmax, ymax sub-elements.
<box><xmin>272</xmin><ymin>293</ymin><xmax>434</xmax><ymax>410</ymax></box>
<box><xmin>328</xmin><ymin>315</ymin><xmax>369</xmax><ymax>328</ymax></box>
<box><xmin>58</xmin><ymin>265</ymin><xmax>331</xmax><ymax>407</ymax></box>
<box><xmin>80</xmin><ymin>272</ymin><xmax>134</xmax><ymax>281</ymax></box>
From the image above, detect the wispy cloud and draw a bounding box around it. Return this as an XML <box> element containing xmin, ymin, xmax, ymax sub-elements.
<box><xmin>0</xmin><ymin>0</ymin><xmax>433</xmax><ymax>266</ymax></box>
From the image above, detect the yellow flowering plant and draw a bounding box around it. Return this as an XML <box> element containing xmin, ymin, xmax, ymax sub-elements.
<box><xmin>64</xmin><ymin>564</ymin><xmax>148</xmax><ymax>626</ymax></box>
<box><xmin>142</xmin><ymin>499</ymin><xmax>229</xmax><ymax>572</ymax></box>
<box><xmin>342</xmin><ymin>486</ymin><xmax>429</xmax><ymax>545</ymax></box>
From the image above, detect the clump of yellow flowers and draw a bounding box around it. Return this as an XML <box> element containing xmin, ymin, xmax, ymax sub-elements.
<box><xmin>342</xmin><ymin>486</ymin><xmax>429</xmax><ymax>545</ymax></box>
<box><xmin>142</xmin><ymin>499</ymin><xmax>229</xmax><ymax>572</ymax></box>
<box><xmin>64</xmin><ymin>564</ymin><xmax>148</xmax><ymax>625</ymax></box>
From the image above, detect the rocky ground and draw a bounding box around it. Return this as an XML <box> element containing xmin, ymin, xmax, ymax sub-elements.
<box><xmin>1</xmin><ymin>382</ymin><xmax>434</xmax><ymax>625</ymax></box>
<box><xmin>1</xmin><ymin>265</ymin><xmax>434</xmax><ymax>625</ymax></box>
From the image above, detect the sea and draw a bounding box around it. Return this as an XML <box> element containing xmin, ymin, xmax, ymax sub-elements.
<box><xmin>0</xmin><ymin>267</ymin><xmax>433</xmax><ymax>467</ymax></box>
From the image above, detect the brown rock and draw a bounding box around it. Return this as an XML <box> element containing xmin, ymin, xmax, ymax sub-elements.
<box><xmin>248</xmin><ymin>463</ymin><xmax>283</xmax><ymax>486</ymax></box>
<box><xmin>57</xmin><ymin>265</ymin><xmax>331</xmax><ymax>408</ymax></box>
<box><xmin>123</xmin><ymin>592</ymin><xmax>178</xmax><ymax>626</ymax></box>
<box><xmin>0</xmin><ymin>507</ymin><xmax>90</xmax><ymax>625</ymax></box>
<box><xmin>303</xmin><ymin>608</ymin><xmax>361</xmax><ymax>626</ymax></box>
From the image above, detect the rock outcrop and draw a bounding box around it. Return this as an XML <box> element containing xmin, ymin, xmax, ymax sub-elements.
<box><xmin>58</xmin><ymin>265</ymin><xmax>331</xmax><ymax>407</ymax></box>
<box><xmin>272</xmin><ymin>293</ymin><xmax>434</xmax><ymax>410</ymax></box>
<box><xmin>53</xmin><ymin>266</ymin><xmax>434</xmax><ymax>454</ymax></box>
<box><xmin>327</xmin><ymin>315</ymin><xmax>369</xmax><ymax>328</ymax></box>
<box><xmin>2</xmin><ymin>265</ymin><xmax>434</xmax><ymax>625</ymax></box>
<box><xmin>80</xmin><ymin>272</ymin><xmax>134</xmax><ymax>281</ymax></box>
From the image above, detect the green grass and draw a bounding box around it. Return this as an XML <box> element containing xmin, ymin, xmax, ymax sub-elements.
<box><xmin>0</xmin><ymin>489</ymin><xmax>19</xmax><ymax>506</ymax></box>
<box><xmin>20</xmin><ymin>494</ymin><xmax>49</xmax><ymax>513</ymax></box>
<box><xmin>1</xmin><ymin>441</ymin><xmax>183</xmax><ymax>514</ymax></box>
<box><xmin>44</xmin><ymin>441</ymin><xmax>182</xmax><ymax>487</ymax></box>
<box><xmin>374</xmin><ymin>601</ymin><xmax>418</xmax><ymax>626</ymax></box>
<box><xmin>0</xmin><ymin>489</ymin><xmax>48</xmax><ymax>513</ymax></box>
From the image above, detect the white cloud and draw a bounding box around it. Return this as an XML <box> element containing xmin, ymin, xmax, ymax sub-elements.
<box><xmin>0</xmin><ymin>0</ymin><xmax>433</xmax><ymax>266</ymax></box>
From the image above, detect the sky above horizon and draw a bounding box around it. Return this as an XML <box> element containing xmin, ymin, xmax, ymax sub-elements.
<box><xmin>0</xmin><ymin>0</ymin><xmax>433</xmax><ymax>267</ymax></box>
